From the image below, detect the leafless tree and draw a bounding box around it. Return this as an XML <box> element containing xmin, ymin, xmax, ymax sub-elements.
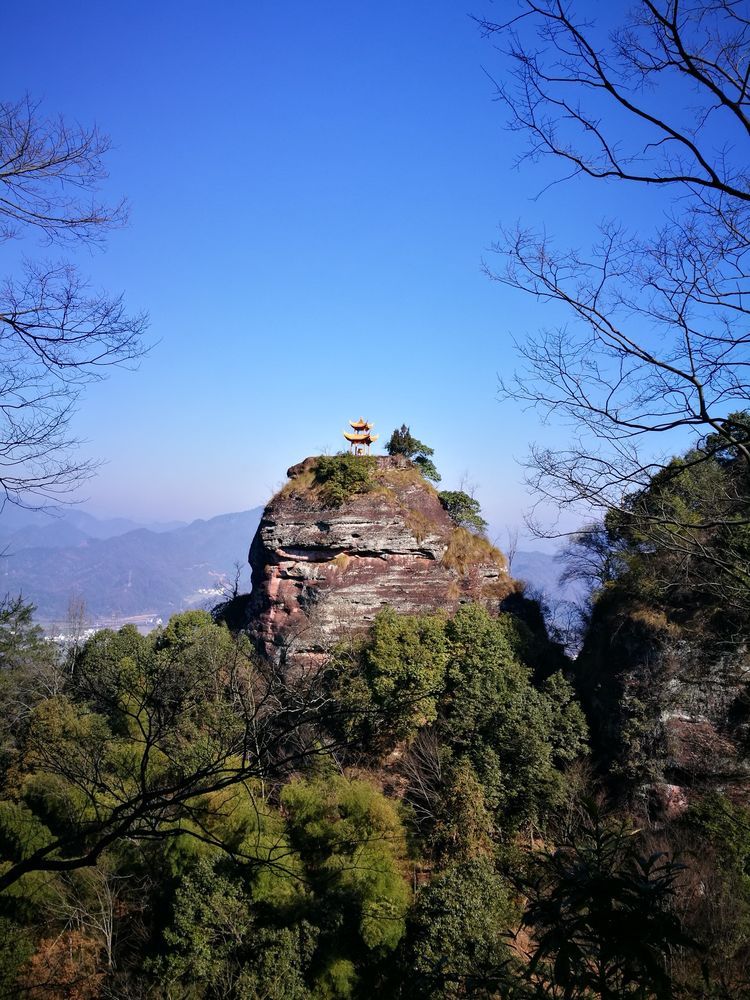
<box><xmin>478</xmin><ymin>1</ymin><xmax>750</xmax><ymax>537</ymax></box>
<box><xmin>400</xmin><ymin>727</ymin><xmax>445</xmax><ymax>834</ymax></box>
<box><xmin>65</xmin><ymin>593</ymin><xmax>88</xmax><ymax>658</ymax></box>
<box><xmin>0</xmin><ymin>96</ymin><xmax>148</xmax><ymax>509</ymax></box>
<box><xmin>504</xmin><ymin>525</ymin><xmax>519</xmax><ymax>572</ymax></box>
<box><xmin>45</xmin><ymin>867</ymin><xmax>125</xmax><ymax>971</ymax></box>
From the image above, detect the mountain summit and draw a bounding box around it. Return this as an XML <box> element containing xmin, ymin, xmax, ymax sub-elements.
<box><xmin>246</xmin><ymin>454</ymin><xmax>515</xmax><ymax>670</ymax></box>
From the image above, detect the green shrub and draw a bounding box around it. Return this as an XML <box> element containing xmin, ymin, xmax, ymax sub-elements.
<box><xmin>327</xmin><ymin>606</ymin><xmax>449</xmax><ymax>749</ymax></box>
<box><xmin>314</xmin><ymin>453</ymin><xmax>377</xmax><ymax>506</ymax></box>
<box><xmin>386</xmin><ymin>425</ymin><xmax>441</xmax><ymax>482</ymax></box>
<box><xmin>282</xmin><ymin>774</ymin><xmax>411</xmax><ymax>956</ymax></box>
<box><xmin>438</xmin><ymin>490</ymin><xmax>488</xmax><ymax>533</ymax></box>
<box><xmin>328</xmin><ymin>603</ymin><xmax>588</xmax><ymax>834</ymax></box>
<box><xmin>407</xmin><ymin>858</ymin><xmax>518</xmax><ymax>999</ymax></box>
<box><xmin>442</xmin><ymin>605</ymin><xmax>588</xmax><ymax>824</ymax></box>
<box><xmin>154</xmin><ymin>859</ymin><xmax>314</xmax><ymax>999</ymax></box>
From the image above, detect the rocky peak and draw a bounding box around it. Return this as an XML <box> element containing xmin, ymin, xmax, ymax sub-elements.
<box><xmin>247</xmin><ymin>455</ymin><xmax>513</xmax><ymax>669</ymax></box>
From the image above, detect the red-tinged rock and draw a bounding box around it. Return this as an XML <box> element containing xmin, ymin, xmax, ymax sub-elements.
<box><xmin>663</xmin><ymin>716</ymin><xmax>743</xmax><ymax>778</ymax></box>
<box><xmin>246</xmin><ymin>456</ymin><xmax>513</xmax><ymax>669</ymax></box>
<box><xmin>651</xmin><ymin>782</ymin><xmax>689</xmax><ymax>820</ymax></box>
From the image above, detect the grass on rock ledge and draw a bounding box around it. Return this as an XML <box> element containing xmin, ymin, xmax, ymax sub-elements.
<box><xmin>278</xmin><ymin>454</ymin><xmax>437</xmax><ymax>508</ymax></box>
<box><xmin>442</xmin><ymin>527</ymin><xmax>506</xmax><ymax>574</ymax></box>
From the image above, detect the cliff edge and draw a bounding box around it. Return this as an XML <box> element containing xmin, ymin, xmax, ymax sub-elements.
<box><xmin>247</xmin><ymin>455</ymin><xmax>514</xmax><ymax>668</ymax></box>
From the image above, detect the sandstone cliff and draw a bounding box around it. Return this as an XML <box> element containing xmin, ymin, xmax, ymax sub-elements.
<box><xmin>577</xmin><ymin>600</ymin><xmax>750</xmax><ymax>815</ymax></box>
<box><xmin>247</xmin><ymin>455</ymin><xmax>513</xmax><ymax>668</ymax></box>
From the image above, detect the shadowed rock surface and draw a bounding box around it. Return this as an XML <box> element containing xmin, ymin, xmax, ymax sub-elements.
<box><xmin>247</xmin><ymin>456</ymin><xmax>514</xmax><ymax>668</ymax></box>
<box><xmin>577</xmin><ymin>600</ymin><xmax>750</xmax><ymax>813</ymax></box>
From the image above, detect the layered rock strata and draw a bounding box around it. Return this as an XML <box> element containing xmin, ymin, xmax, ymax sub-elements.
<box><xmin>247</xmin><ymin>456</ymin><xmax>511</xmax><ymax>668</ymax></box>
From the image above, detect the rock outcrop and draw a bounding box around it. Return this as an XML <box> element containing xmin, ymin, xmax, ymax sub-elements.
<box><xmin>578</xmin><ymin>602</ymin><xmax>750</xmax><ymax>813</ymax></box>
<box><xmin>247</xmin><ymin>455</ymin><xmax>512</xmax><ymax>669</ymax></box>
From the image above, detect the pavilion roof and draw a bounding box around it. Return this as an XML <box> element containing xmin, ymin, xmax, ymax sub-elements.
<box><xmin>343</xmin><ymin>431</ymin><xmax>379</xmax><ymax>444</ymax></box>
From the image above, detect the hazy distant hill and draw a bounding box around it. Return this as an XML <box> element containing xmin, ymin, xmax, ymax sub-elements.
<box><xmin>0</xmin><ymin>509</ymin><xmax>262</xmax><ymax>624</ymax></box>
<box><xmin>0</xmin><ymin>507</ymin><xmax>186</xmax><ymax>552</ymax></box>
<box><xmin>0</xmin><ymin>505</ymin><xmax>579</xmax><ymax>628</ymax></box>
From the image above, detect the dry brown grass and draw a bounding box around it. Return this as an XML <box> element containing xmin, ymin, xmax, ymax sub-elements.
<box><xmin>374</xmin><ymin>465</ymin><xmax>439</xmax><ymax>494</ymax></box>
<box><xmin>481</xmin><ymin>577</ymin><xmax>519</xmax><ymax>602</ymax></box>
<box><xmin>442</xmin><ymin>527</ymin><xmax>507</xmax><ymax>575</ymax></box>
<box><xmin>331</xmin><ymin>553</ymin><xmax>351</xmax><ymax>572</ymax></box>
<box><xmin>628</xmin><ymin>605</ymin><xmax>680</xmax><ymax>637</ymax></box>
<box><xmin>276</xmin><ymin>468</ymin><xmax>317</xmax><ymax>499</ymax></box>
<box><xmin>405</xmin><ymin>510</ymin><xmax>438</xmax><ymax>543</ymax></box>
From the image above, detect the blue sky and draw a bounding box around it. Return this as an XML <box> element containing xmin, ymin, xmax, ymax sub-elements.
<box><xmin>2</xmin><ymin>1</ymin><xmax>663</xmax><ymax>541</ymax></box>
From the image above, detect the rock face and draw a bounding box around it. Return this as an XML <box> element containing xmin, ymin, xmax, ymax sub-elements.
<box><xmin>247</xmin><ymin>456</ymin><xmax>511</xmax><ymax>668</ymax></box>
<box><xmin>579</xmin><ymin>604</ymin><xmax>750</xmax><ymax>813</ymax></box>
<box><xmin>660</xmin><ymin>648</ymin><xmax>750</xmax><ymax>789</ymax></box>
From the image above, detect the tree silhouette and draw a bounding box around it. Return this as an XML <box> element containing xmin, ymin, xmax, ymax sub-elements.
<box><xmin>0</xmin><ymin>96</ymin><xmax>148</xmax><ymax>508</ymax></box>
<box><xmin>480</xmin><ymin>2</ymin><xmax>750</xmax><ymax>556</ymax></box>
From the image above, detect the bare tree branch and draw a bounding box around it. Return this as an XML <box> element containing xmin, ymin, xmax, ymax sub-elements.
<box><xmin>0</xmin><ymin>96</ymin><xmax>148</xmax><ymax>508</ymax></box>
<box><xmin>478</xmin><ymin>1</ymin><xmax>750</xmax><ymax>586</ymax></box>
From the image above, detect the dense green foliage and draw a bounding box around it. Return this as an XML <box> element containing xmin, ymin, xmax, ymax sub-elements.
<box><xmin>386</xmin><ymin>425</ymin><xmax>441</xmax><ymax>482</ymax></box>
<box><xmin>152</xmin><ymin>773</ymin><xmax>411</xmax><ymax>999</ymax></box>
<box><xmin>0</xmin><ymin>599</ymin><xmax>426</xmax><ymax>997</ymax></box>
<box><xmin>407</xmin><ymin>859</ymin><xmax>519</xmax><ymax>998</ymax></box>
<box><xmin>154</xmin><ymin>860</ymin><xmax>314</xmax><ymax>999</ymax></box>
<box><xmin>438</xmin><ymin>490</ymin><xmax>488</xmax><ymax>533</ymax></box>
<box><xmin>0</xmin><ymin>611</ymin><xmax>283</xmax><ymax>890</ymax></box>
<box><xmin>329</xmin><ymin>606</ymin><xmax>450</xmax><ymax>750</ymax></box>
<box><xmin>0</xmin><ymin>588</ymin><xmax>736</xmax><ymax>998</ymax></box>
<box><xmin>314</xmin><ymin>453</ymin><xmax>377</xmax><ymax>506</ymax></box>
<box><xmin>328</xmin><ymin>603</ymin><xmax>588</xmax><ymax>842</ymax></box>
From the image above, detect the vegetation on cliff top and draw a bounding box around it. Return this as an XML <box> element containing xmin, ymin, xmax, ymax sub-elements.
<box><xmin>437</xmin><ymin>490</ymin><xmax>488</xmax><ymax>533</ymax></box>
<box><xmin>280</xmin><ymin>452</ymin><xmax>507</xmax><ymax>585</ymax></box>
<box><xmin>385</xmin><ymin>425</ymin><xmax>441</xmax><ymax>483</ymax></box>
<box><xmin>280</xmin><ymin>452</ymin><xmax>430</xmax><ymax>507</ymax></box>
<box><xmin>313</xmin><ymin>453</ymin><xmax>377</xmax><ymax>506</ymax></box>
<box><xmin>281</xmin><ymin>438</ymin><xmax>502</xmax><ymax>582</ymax></box>
<box><xmin>279</xmin><ymin>425</ymin><xmax>450</xmax><ymax>509</ymax></box>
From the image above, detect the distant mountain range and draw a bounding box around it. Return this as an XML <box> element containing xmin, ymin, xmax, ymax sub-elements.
<box><xmin>0</xmin><ymin>508</ymin><xmax>263</xmax><ymax>626</ymax></box>
<box><xmin>0</xmin><ymin>506</ymin><xmax>576</xmax><ymax>629</ymax></box>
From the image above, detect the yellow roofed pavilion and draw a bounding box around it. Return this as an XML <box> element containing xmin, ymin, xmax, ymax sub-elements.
<box><xmin>343</xmin><ymin>417</ymin><xmax>379</xmax><ymax>454</ymax></box>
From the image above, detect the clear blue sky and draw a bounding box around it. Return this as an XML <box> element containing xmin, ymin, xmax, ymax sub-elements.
<box><xmin>3</xmin><ymin>1</ymin><xmax>658</xmax><ymax>540</ymax></box>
